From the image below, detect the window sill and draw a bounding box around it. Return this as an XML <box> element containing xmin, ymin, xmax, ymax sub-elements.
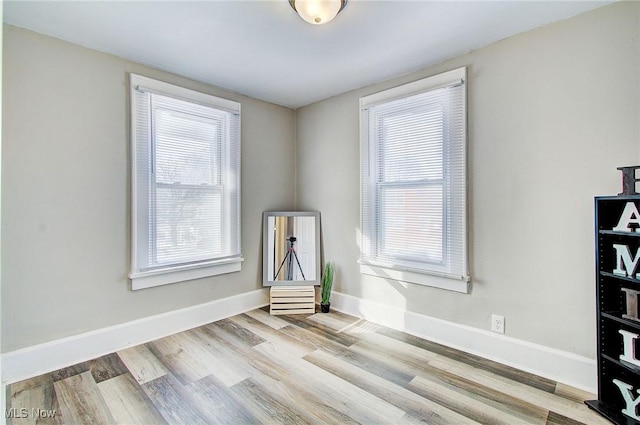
<box><xmin>359</xmin><ymin>262</ymin><xmax>469</xmax><ymax>294</ymax></box>
<box><xmin>130</xmin><ymin>257</ymin><xmax>243</xmax><ymax>290</ymax></box>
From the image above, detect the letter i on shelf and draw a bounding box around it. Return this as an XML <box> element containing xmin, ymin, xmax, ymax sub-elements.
<box><xmin>622</xmin><ymin>288</ymin><xmax>640</xmax><ymax>321</ymax></box>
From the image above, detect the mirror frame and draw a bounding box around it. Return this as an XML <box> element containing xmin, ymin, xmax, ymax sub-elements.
<box><xmin>262</xmin><ymin>211</ymin><xmax>321</xmax><ymax>287</ymax></box>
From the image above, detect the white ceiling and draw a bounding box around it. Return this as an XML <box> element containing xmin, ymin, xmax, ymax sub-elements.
<box><xmin>4</xmin><ymin>0</ymin><xmax>610</xmax><ymax>109</ymax></box>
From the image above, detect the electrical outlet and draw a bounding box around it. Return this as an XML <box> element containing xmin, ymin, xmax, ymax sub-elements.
<box><xmin>491</xmin><ymin>314</ymin><xmax>505</xmax><ymax>334</ymax></box>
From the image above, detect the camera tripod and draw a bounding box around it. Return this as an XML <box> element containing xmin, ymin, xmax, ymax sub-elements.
<box><xmin>274</xmin><ymin>236</ymin><xmax>306</xmax><ymax>280</ymax></box>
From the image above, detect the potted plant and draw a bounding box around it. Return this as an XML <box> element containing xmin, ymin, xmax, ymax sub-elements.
<box><xmin>320</xmin><ymin>262</ymin><xmax>335</xmax><ymax>313</ymax></box>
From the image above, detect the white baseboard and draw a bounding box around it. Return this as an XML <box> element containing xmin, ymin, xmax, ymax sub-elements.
<box><xmin>3</xmin><ymin>288</ymin><xmax>596</xmax><ymax>394</ymax></box>
<box><xmin>330</xmin><ymin>291</ymin><xmax>597</xmax><ymax>393</ymax></box>
<box><xmin>1</xmin><ymin>288</ymin><xmax>269</xmax><ymax>385</ymax></box>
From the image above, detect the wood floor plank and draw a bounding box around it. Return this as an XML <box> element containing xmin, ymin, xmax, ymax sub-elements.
<box><xmin>304</xmin><ymin>348</ymin><xmax>482</xmax><ymax>425</ymax></box>
<box><xmin>224</xmin><ymin>320</ymin><xmax>369</xmax><ymax>425</ymax></box>
<box><xmin>408</xmin><ymin>374</ymin><xmax>537</xmax><ymax>425</ymax></box>
<box><xmin>88</xmin><ymin>354</ymin><xmax>129</xmax><ymax>384</ymax></box>
<box><xmin>245</xmin><ymin>308</ymin><xmax>291</xmax><ymax>329</ymax></box>
<box><xmin>214</xmin><ymin>324</ymin><xmax>364</xmax><ymax>423</ymax></box>
<box><xmin>51</xmin><ymin>363</ymin><xmax>90</xmax><ymax>382</ymax></box>
<box><xmin>47</xmin><ymin>387</ymin><xmax>63</xmax><ymax>425</ymax></box>
<box><xmin>253</xmin><ymin>340</ymin><xmax>407</xmax><ymax>424</ymax></box>
<box><xmin>212</xmin><ymin>316</ymin><xmax>374</xmax><ymax>424</ymax></box>
<box><xmin>322</xmin><ymin>332</ymin><xmax>418</xmax><ymax>387</ymax></box>
<box><xmin>245</xmin><ymin>371</ymin><xmax>361</xmax><ymax>424</ymax></box>
<box><xmin>346</xmin><ymin>332</ymin><xmax>550</xmax><ymax>424</ymax></box>
<box><xmin>277</xmin><ymin>314</ymin><xmax>360</xmax><ymax>347</ymax></box>
<box><xmin>141</xmin><ymin>374</ymin><xmax>210</xmax><ymax>425</ymax></box>
<box><xmin>186</xmin><ymin>327</ymin><xmax>254</xmax><ymax>385</ymax></box>
<box><xmin>314</xmin><ymin>313</ymin><xmax>387</xmax><ymax>337</ymax></box>
<box><xmin>353</xmin><ymin>331</ymin><xmax>440</xmax><ymax>365</ymax></box>
<box><xmin>185</xmin><ymin>374</ymin><xmax>259</xmax><ymax>425</ymax></box>
<box><xmin>347</xmin><ymin>330</ymin><xmax>545</xmax><ymax>425</ymax></box>
<box><xmin>376</xmin><ymin>326</ymin><xmax>558</xmax><ymax>394</ymax></box>
<box><xmin>276</xmin><ymin>318</ymin><xmax>419</xmax><ymax>388</ymax></box>
<box><xmin>427</xmin><ymin>355</ymin><xmax>610</xmax><ymax>425</ymax></box>
<box><xmin>201</xmin><ymin>321</ymin><xmax>306</xmax><ymax>386</ymax></box>
<box><xmin>421</xmin><ymin>364</ymin><xmax>549</xmax><ymax>424</ymax></box>
<box><xmin>148</xmin><ymin>329</ymin><xmax>250</xmax><ymax>387</ymax></box>
<box><xmin>554</xmin><ymin>383</ymin><xmax>596</xmax><ymax>404</ymax></box>
<box><xmin>545</xmin><ymin>411</ymin><xmax>588</xmax><ymax>425</ymax></box>
<box><xmin>146</xmin><ymin>335</ymin><xmax>211</xmax><ymax>385</ymax></box>
<box><xmin>97</xmin><ymin>373</ymin><xmax>168</xmax><ymax>425</ymax></box>
<box><xmin>306</xmin><ymin>311</ymin><xmax>364</xmax><ymax>333</ymax></box>
<box><xmin>209</xmin><ymin>317</ymin><xmax>266</xmax><ymax>347</ymax></box>
<box><xmin>277</xmin><ymin>319</ymin><xmax>359</xmax><ymax>353</ymax></box>
<box><xmin>199</xmin><ymin>322</ymin><xmax>275</xmax><ymax>367</ymax></box>
<box><xmin>6</xmin><ymin>374</ymin><xmax>60</xmax><ymax>425</ymax></box>
<box><xmin>230</xmin><ymin>378</ymin><xmax>309</xmax><ymax>425</ymax></box>
<box><xmin>318</xmin><ymin>309</ymin><xmax>372</xmax><ymax>328</ymax></box>
<box><xmin>229</xmin><ymin>313</ymin><xmax>316</xmax><ymax>358</ymax></box>
<box><xmin>351</xmin><ymin>335</ymin><xmax>551</xmax><ymax>424</ymax></box>
<box><xmin>53</xmin><ymin>371</ymin><xmax>115</xmax><ymax>425</ymax></box>
<box><xmin>7</xmin><ymin>310</ymin><xmax>605</xmax><ymax>425</ymax></box>
<box><xmin>116</xmin><ymin>344</ymin><xmax>169</xmax><ymax>385</ymax></box>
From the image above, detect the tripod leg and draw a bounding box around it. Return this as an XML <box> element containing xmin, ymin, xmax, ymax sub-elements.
<box><xmin>291</xmin><ymin>249</ymin><xmax>306</xmax><ymax>280</ymax></box>
<box><xmin>287</xmin><ymin>249</ymin><xmax>293</xmax><ymax>280</ymax></box>
<box><xmin>274</xmin><ymin>250</ymin><xmax>291</xmax><ymax>280</ymax></box>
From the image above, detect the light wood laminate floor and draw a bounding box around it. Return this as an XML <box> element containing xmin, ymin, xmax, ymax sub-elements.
<box><xmin>6</xmin><ymin>308</ymin><xmax>608</xmax><ymax>425</ymax></box>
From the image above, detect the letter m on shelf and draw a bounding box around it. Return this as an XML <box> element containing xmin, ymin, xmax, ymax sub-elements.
<box><xmin>614</xmin><ymin>244</ymin><xmax>640</xmax><ymax>279</ymax></box>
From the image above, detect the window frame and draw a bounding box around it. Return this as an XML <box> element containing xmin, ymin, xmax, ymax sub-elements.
<box><xmin>359</xmin><ymin>67</ymin><xmax>469</xmax><ymax>293</ymax></box>
<box><xmin>129</xmin><ymin>74</ymin><xmax>242</xmax><ymax>290</ymax></box>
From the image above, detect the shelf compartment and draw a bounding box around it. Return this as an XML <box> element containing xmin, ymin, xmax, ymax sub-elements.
<box><xmin>600</xmin><ymin>230</ymin><xmax>640</xmax><ymax>237</ymax></box>
<box><xmin>603</xmin><ymin>312</ymin><xmax>640</xmax><ymax>331</ymax></box>
<box><xmin>601</xmin><ymin>271</ymin><xmax>640</xmax><ymax>286</ymax></box>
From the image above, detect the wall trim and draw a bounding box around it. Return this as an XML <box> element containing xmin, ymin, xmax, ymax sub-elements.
<box><xmin>331</xmin><ymin>291</ymin><xmax>597</xmax><ymax>393</ymax></box>
<box><xmin>2</xmin><ymin>288</ymin><xmax>597</xmax><ymax>393</ymax></box>
<box><xmin>2</xmin><ymin>288</ymin><xmax>269</xmax><ymax>385</ymax></box>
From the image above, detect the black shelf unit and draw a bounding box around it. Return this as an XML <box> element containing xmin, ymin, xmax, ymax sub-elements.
<box><xmin>586</xmin><ymin>195</ymin><xmax>640</xmax><ymax>424</ymax></box>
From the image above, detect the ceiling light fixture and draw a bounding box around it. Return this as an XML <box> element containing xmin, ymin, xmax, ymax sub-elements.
<box><xmin>289</xmin><ymin>0</ymin><xmax>348</xmax><ymax>25</ymax></box>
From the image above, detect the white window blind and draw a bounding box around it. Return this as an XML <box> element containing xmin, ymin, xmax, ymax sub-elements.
<box><xmin>130</xmin><ymin>74</ymin><xmax>242</xmax><ymax>290</ymax></box>
<box><xmin>360</xmin><ymin>68</ymin><xmax>469</xmax><ymax>291</ymax></box>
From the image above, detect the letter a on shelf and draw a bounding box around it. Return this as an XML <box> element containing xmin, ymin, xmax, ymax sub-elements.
<box><xmin>613</xmin><ymin>202</ymin><xmax>640</xmax><ymax>233</ymax></box>
<box><xmin>613</xmin><ymin>379</ymin><xmax>640</xmax><ymax>420</ymax></box>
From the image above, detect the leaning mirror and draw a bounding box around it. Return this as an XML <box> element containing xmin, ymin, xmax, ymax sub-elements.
<box><xmin>263</xmin><ymin>211</ymin><xmax>320</xmax><ymax>286</ymax></box>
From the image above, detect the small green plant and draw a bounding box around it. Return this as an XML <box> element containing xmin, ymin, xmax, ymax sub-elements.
<box><xmin>321</xmin><ymin>262</ymin><xmax>335</xmax><ymax>305</ymax></box>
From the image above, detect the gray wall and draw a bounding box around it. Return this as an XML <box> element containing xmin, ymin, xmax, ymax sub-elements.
<box><xmin>2</xmin><ymin>25</ymin><xmax>296</xmax><ymax>352</ymax></box>
<box><xmin>3</xmin><ymin>2</ymin><xmax>639</xmax><ymax>361</ymax></box>
<box><xmin>296</xmin><ymin>1</ymin><xmax>640</xmax><ymax>359</ymax></box>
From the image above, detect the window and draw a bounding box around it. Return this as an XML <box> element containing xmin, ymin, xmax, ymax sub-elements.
<box><xmin>129</xmin><ymin>74</ymin><xmax>242</xmax><ymax>290</ymax></box>
<box><xmin>360</xmin><ymin>67</ymin><xmax>469</xmax><ymax>293</ymax></box>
